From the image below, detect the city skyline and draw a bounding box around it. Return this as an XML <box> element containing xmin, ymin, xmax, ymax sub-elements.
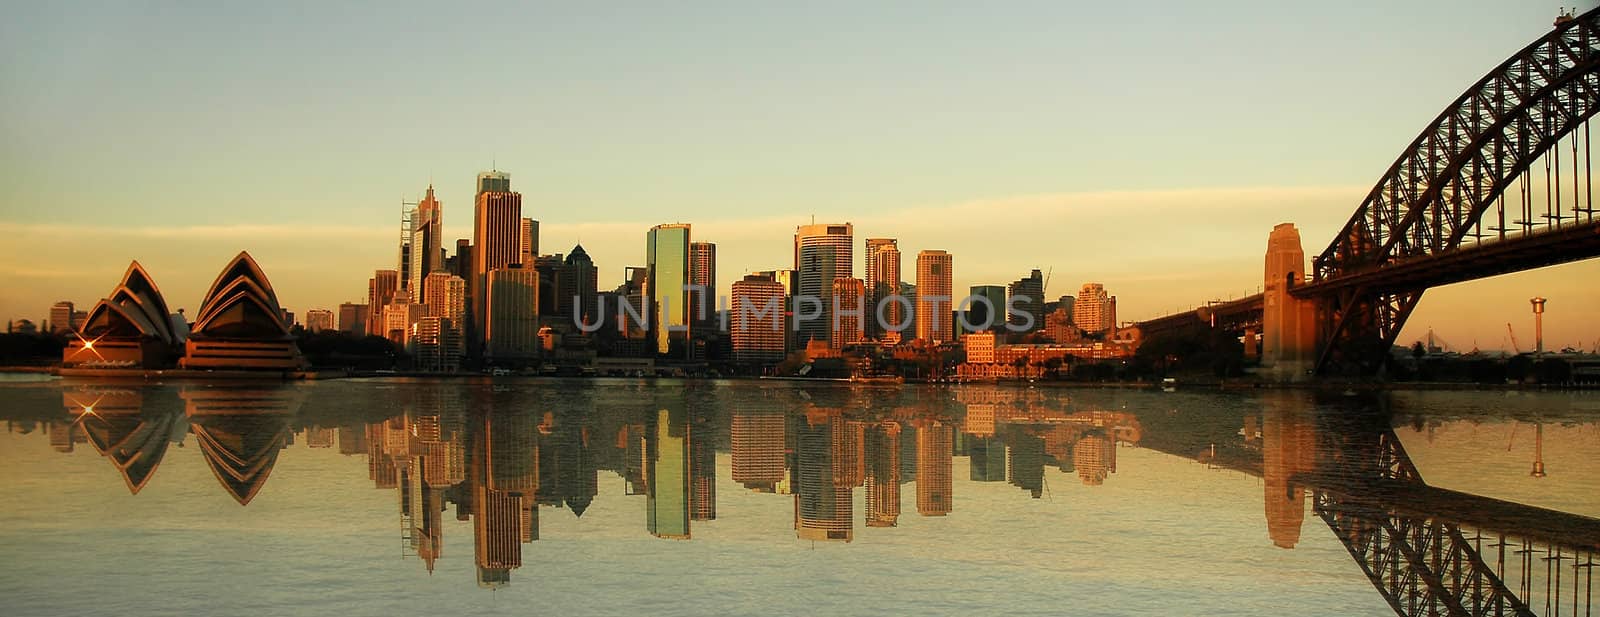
<box><xmin>3</xmin><ymin>2</ymin><xmax>1600</xmax><ymax>351</ymax></box>
<box><xmin>5</xmin><ymin>4</ymin><xmax>1600</xmax><ymax>615</ymax></box>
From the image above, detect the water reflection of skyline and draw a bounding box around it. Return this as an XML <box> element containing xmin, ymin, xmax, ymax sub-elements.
<box><xmin>12</xmin><ymin>383</ymin><xmax>1597</xmax><ymax>612</ymax></box>
<box><xmin>37</xmin><ymin>384</ymin><xmax>1147</xmax><ymax>582</ymax></box>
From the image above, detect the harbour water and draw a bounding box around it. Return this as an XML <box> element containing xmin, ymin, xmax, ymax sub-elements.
<box><xmin>0</xmin><ymin>378</ymin><xmax>1595</xmax><ymax>616</ymax></box>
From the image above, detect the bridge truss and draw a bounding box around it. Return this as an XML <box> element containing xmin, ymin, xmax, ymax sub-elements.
<box><xmin>1302</xmin><ymin>10</ymin><xmax>1600</xmax><ymax>376</ymax></box>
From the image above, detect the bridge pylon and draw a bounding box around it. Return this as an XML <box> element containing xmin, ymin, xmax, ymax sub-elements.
<box><xmin>1261</xmin><ymin>223</ymin><xmax>1319</xmax><ymax>382</ymax></box>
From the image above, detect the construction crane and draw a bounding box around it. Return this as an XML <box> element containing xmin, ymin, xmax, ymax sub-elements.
<box><xmin>1425</xmin><ymin>327</ymin><xmax>1454</xmax><ymax>353</ymax></box>
<box><xmin>1042</xmin><ymin>267</ymin><xmax>1053</xmax><ymax>299</ymax></box>
<box><xmin>1506</xmin><ymin>323</ymin><xmax>1523</xmax><ymax>354</ymax></box>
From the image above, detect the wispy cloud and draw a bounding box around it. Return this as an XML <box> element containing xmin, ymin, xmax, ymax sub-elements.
<box><xmin>0</xmin><ymin>222</ymin><xmax>392</xmax><ymax>240</ymax></box>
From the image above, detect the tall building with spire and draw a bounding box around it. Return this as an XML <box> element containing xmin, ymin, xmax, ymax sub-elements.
<box><xmin>915</xmin><ymin>250</ymin><xmax>954</xmax><ymax>344</ymax></box>
<box><xmin>864</xmin><ymin>238</ymin><xmax>901</xmax><ymax>342</ymax></box>
<box><xmin>794</xmin><ymin>223</ymin><xmax>853</xmax><ymax>346</ymax></box>
<box><xmin>477</xmin><ymin>170</ymin><xmax>511</xmax><ymax>194</ymax></box>
<box><xmin>472</xmin><ymin>170</ymin><xmax>521</xmax><ymax>353</ymax></box>
<box><xmin>408</xmin><ymin>185</ymin><xmax>444</xmax><ymax>294</ymax></box>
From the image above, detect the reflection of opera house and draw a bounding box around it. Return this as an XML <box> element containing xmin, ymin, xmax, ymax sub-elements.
<box><xmin>62</xmin><ymin>385</ymin><xmax>301</xmax><ymax>504</ymax></box>
<box><xmin>63</xmin><ymin>252</ymin><xmax>304</xmax><ymax>371</ymax></box>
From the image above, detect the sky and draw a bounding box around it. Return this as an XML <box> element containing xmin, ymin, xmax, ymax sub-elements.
<box><xmin>2</xmin><ymin>0</ymin><xmax>1598</xmax><ymax>352</ymax></box>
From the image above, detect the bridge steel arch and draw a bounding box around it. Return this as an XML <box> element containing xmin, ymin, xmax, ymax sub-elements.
<box><xmin>1304</xmin><ymin>10</ymin><xmax>1600</xmax><ymax>376</ymax></box>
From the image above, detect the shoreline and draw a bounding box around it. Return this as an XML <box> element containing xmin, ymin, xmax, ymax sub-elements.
<box><xmin>4</xmin><ymin>365</ymin><xmax>1597</xmax><ymax>392</ymax></box>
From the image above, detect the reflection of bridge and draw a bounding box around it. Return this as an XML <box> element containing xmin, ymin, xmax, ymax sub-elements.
<box><xmin>1152</xmin><ymin>10</ymin><xmax>1600</xmax><ymax>379</ymax></box>
<box><xmin>1135</xmin><ymin>395</ymin><xmax>1597</xmax><ymax>617</ymax></box>
<box><xmin>1306</xmin><ymin>417</ymin><xmax>1596</xmax><ymax>617</ymax></box>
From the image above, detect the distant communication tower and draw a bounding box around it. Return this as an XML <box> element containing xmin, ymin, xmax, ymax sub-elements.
<box><xmin>1530</xmin><ymin>297</ymin><xmax>1547</xmax><ymax>355</ymax></box>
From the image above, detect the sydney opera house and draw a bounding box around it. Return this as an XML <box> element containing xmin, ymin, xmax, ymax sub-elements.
<box><xmin>62</xmin><ymin>252</ymin><xmax>305</xmax><ymax>371</ymax></box>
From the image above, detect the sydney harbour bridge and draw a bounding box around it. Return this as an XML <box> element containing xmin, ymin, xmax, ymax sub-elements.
<box><xmin>1137</xmin><ymin>8</ymin><xmax>1600</xmax><ymax>380</ymax></box>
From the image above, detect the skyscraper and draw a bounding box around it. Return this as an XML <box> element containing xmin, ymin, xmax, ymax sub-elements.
<box><xmin>338</xmin><ymin>302</ymin><xmax>367</xmax><ymax>335</ymax></box>
<box><xmin>473</xmin><ymin>171</ymin><xmax>522</xmax><ymax>352</ymax></box>
<box><xmin>421</xmin><ymin>271</ymin><xmax>467</xmax><ymax>370</ymax></box>
<box><xmin>423</xmin><ymin>272</ymin><xmax>467</xmax><ymax>323</ymax></box>
<box><xmin>477</xmin><ymin>170</ymin><xmax>511</xmax><ymax>194</ymax></box>
<box><xmin>519</xmin><ymin>218</ymin><xmax>539</xmax><ymax>268</ymax></box>
<box><xmin>915</xmin><ymin>250</ymin><xmax>954</xmax><ymax>344</ymax></box>
<box><xmin>830</xmin><ymin>277</ymin><xmax>865</xmax><ymax>348</ymax></box>
<box><xmin>367</xmin><ymin>270</ymin><xmax>398</xmax><ymax>337</ymax></box>
<box><xmin>485</xmin><ymin>268</ymin><xmax>539</xmax><ymax>361</ymax></box>
<box><xmin>621</xmin><ymin>266</ymin><xmax>649</xmax><ymax>340</ymax></box>
<box><xmin>646</xmin><ymin>224</ymin><xmax>691</xmax><ymax>355</ymax></box>
<box><xmin>754</xmin><ymin>268</ymin><xmax>797</xmax><ymax>353</ymax></box>
<box><xmin>1007</xmin><ymin>269</ymin><xmax>1045</xmax><ymax>333</ymax></box>
<box><xmin>967</xmin><ymin>285</ymin><xmax>1006</xmax><ymax>333</ymax></box>
<box><xmin>794</xmin><ymin>223</ymin><xmax>853</xmax><ymax>346</ymax></box>
<box><xmin>1074</xmin><ymin>283</ymin><xmax>1116</xmax><ymax>335</ymax></box>
<box><xmin>408</xmin><ymin>185</ymin><xmax>443</xmax><ymax>294</ymax></box>
<box><xmin>688</xmin><ymin>241</ymin><xmax>716</xmax><ymax>328</ymax></box>
<box><xmin>864</xmin><ymin>238</ymin><xmax>901</xmax><ymax>341</ymax></box>
<box><xmin>730</xmin><ymin>274</ymin><xmax>786</xmax><ymax>364</ymax></box>
<box><xmin>533</xmin><ymin>254</ymin><xmax>564</xmax><ymax>317</ymax></box>
<box><xmin>451</xmin><ymin>239</ymin><xmax>473</xmax><ymax>282</ymax></box>
<box><xmin>560</xmin><ymin>245</ymin><xmax>599</xmax><ymax>326</ymax></box>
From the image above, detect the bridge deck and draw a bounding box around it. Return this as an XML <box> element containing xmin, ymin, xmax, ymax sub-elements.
<box><xmin>1295</xmin><ymin>220</ymin><xmax>1600</xmax><ymax>298</ymax></box>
